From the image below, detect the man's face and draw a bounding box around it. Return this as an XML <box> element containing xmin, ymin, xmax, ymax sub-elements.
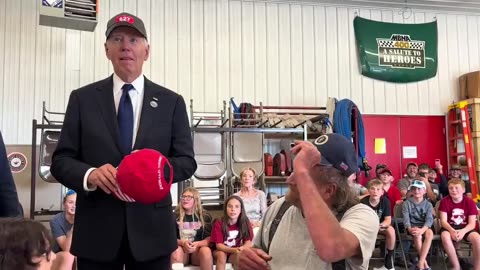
<box><xmin>407</xmin><ymin>165</ymin><xmax>418</xmax><ymax>178</ymax></box>
<box><xmin>285</xmin><ymin>169</ymin><xmax>332</xmax><ymax>207</ymax></box>
<box><xmin>418</xmin><ymin>169</ymin><xmax>429</xmax><ymax>178</ymax></box>
<box><xmin>450</xmin><ymin>169</ymin><xmax>462</xmax><ymax>178</ymax></box>
<box><xmin>285</xmin><ymin>172</ymin><xmax>301</xmax><ymax>206</ymax></box>
<box><xmin>105</xmin><ymin>27</ymin><xmax>150</xmax><ymax>82</ymax></box>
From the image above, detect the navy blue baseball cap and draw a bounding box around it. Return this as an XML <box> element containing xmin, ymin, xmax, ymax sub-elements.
<box><xmin>313</xmin><ymin>133</ymin><xmax>358</xmax><ymax>177</ymax></box>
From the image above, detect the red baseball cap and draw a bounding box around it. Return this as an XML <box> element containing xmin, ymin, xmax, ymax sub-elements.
<box><xmin>115</xmin><ymin>149</ymin><xmax>173</xmax><ymax>204</ymax></box>
<box><xmin>377</xmin><ymin>167</ymin><xmax>392</xmax><ymax>176</ymax></box>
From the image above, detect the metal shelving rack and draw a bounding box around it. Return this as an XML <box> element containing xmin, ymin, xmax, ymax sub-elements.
<box><xmin>188</xmin><ymin>100</ymin><xmax>328</xmax><ymax>206</ymax></box>
<box><xmin>30</xmin><ymin>102</ymin><xmax>65</xmax><ymax>219</ymax></box>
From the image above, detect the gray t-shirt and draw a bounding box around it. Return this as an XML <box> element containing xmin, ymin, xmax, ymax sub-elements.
<box><xmin>254</xmin><ymin>197</ymin><xmax>379</xmax><ymax>270</ymax></box>
<box><xmin>49</xmin><ymin>213</ymin><xmax>73</xmax><ymax>252</ymax></box>
<box><xmin>402</xmin><ymin>198</ymin><xmax>434</xmax><ymax>228</ymax></box>
<box><xmin>234</xmin><ymin>190</ymin><xmax>267</xmax><ymax>222</ymax></box>
<box><xmin>397</xmin><ymin>177</ymin><xmax>413</xmax><ymax>193</ymax></box>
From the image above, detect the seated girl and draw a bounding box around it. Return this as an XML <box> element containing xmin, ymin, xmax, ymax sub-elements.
<box><xmin>210</xmin><ymin>195</ymin><xmax>253</xmax><ymax>270</ymax></box>
<box><xmin>170</xmin><ymin>187</ymin><xmax>213</xmax><ymax>270</ymax></box>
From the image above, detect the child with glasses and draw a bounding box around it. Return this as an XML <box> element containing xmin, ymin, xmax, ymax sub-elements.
<box><xmin>210</xmin><ymin>195</ymin><xmax>253</xmax><ymax>270</ymax></box>
<box><xmin>0</xmin><ymin>218</ymin><xmax>72</xmax><ymax>270</ymax></box>
<box><xmin>402</xmin><ymin>180</ymin><xmax>434</xmax><ymax>270</ymax></box>
<box><xmin>171</xmin><ymin>187</ymin><xmax>213</xmax><ymax>270</ymax></box>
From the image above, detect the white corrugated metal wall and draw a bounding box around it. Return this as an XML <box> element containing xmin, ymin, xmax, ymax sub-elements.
<box><xmin>0</xmin><ymin>0</ymin><xmax>479</xmax><ymax>145</ymax></box>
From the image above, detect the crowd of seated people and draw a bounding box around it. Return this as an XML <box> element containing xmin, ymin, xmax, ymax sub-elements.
<box><xmin>171</xmin><ymin>166</ymin><xmax>264</xmax><ymax>270</ymax></box>
<box><xmin>2</xmin><ymin>162</ymin><xmax>479</xmax><ymax>270</ymax></box>
<box><xmin>170</xmin><ymin>161</ymin><xmax>478</xmax><ymax>270</ymax></box>
<box><xmin>354</xmin><ymin>161</ymin><xmax>480</xmax><ymax>270</ymax></box>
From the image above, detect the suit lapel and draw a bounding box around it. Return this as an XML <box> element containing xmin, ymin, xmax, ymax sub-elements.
<box><xmin>133</xmin><ymin>78</ymin><xmax>156</xmax><ymax>150</ymax></box>
<box><xmin>95</xmin><ymin>76</ymin><xmax>123</xmax><ymax>154</ymax></box>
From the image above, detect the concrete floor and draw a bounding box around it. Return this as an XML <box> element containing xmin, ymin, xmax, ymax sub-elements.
<box><xmin>368</xmin><ymin>246</ymin><xmax>474</xmax><ymax>270</ymax></box>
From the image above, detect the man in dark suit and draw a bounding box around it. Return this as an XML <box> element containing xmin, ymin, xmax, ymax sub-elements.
<box><xmin>0</xmin><ymin>131</ymin><xmax>21</xmax><ymax>217</ymax></box>
<box><xmin>51</xmin><ymin>12</ymin><xmax>196</xmax><ymax>270</ymax></box>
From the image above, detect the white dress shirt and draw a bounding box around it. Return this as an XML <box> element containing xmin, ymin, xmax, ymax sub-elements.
<box><xmin>83</xmin><ymin>74</ymin><xmax>145</xmax><ymax>191</ymax></box>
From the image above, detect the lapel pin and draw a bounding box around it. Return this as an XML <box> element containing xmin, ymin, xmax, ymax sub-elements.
<box><xmin>150</xmin><ymin>100</ymin><xmax>158</xmax><ymax>108</ymax></box>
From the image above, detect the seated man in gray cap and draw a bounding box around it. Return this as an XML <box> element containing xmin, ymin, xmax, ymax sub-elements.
<box><xmin>237</xmin><ymin>133</ymin><xmax>378</xmax><ymax>270</ymax></box>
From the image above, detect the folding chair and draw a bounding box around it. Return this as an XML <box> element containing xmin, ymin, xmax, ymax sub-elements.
<box><xmin>229</xmin><ymin>132</ymin><xmax>265</xmax><ymax>194</ymax></box>
<box><xmin>190</xmin><ymin>100</ymin><xmax>229</xmax><ymax>207</ymax></box>
<box><xmin>192</xmin><ymin>132</ymin><xmax>228</xmax><ymax>206</ymax></box>
<box><xmin>394</xmin><ymin>202</ymin><xmax>447</xmax><ymax>270</ymax></box>
<box><xmin>369</xmin><ymin>234</ymin><xmax>388</xmax><ymax>263</ymax></box>
<box><xmin>39</xmin><ymin>130</ymin><xmax>61</xmax><ymax>183</ymax></box>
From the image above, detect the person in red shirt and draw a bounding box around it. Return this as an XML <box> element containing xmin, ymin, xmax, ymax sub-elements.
<box><xmin>439</xmin><ymin>178</ymin><xmax>480</xmax><ymax>270</ymax></box>
<box><xmin>210</xmin><ymin>195</ymin><xmax>253</xmax><ymax>270</ymax></box>
<box><xmin>377</xmin><ymin>166</ymin><xmax>402</xmax><ymax>215</ymax></box>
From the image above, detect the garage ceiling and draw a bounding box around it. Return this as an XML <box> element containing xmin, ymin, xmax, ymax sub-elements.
<box><xmin>256</xmin><ymin>0</ymin><xmax>480</xmax><ymax>14</ymax></box>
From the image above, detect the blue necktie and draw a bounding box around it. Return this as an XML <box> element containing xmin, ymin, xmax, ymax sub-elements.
<box><xmin>118</xmin><ymin>84</ymin><xmax>134</xmax><ymax>155</ymax></box>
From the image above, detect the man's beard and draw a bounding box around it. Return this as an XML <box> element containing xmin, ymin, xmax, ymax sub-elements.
<box><xmin>285</xmin><ymin>188</ymin><xmax>301</xmax><ymax>207</ymax></box>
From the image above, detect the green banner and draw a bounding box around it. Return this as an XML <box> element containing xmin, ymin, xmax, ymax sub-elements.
<box><xmin>354</xmin><ymin>17</ymin><xmax>437</xmax><ymax>83</ymax></box>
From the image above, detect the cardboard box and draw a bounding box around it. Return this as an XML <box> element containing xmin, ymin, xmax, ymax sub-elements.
<box><xmin>469</xmin><ymin>99</ymin><xmax>480</xmax><ymax>132</ymax></box>
<box><xmin>460</xmin><ymin>71</ymin><xmax>480</xmax><ymax>100</ymax></box>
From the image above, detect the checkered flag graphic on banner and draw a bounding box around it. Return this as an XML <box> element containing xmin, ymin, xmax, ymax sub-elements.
<box><xmin>378</xmin><ymin>40</ymin><xmax>394</xmax><ymax>48</ymax></box>
<box><xmin>410</xmin><ymin>42</ymin><xmax>424</xmax><ymax>50</ymax></box>
<box><xmin>378</xmin><ymin>39</ymin><xmax>425</xmax><ymax>50</ymax></box>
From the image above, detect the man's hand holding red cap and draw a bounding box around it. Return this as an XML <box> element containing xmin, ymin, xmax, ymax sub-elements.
<box><xmin>236</xmin><ymin>247</ymin><xmax>272</xmax><ymax>270</ymax></box>
<box><xmin>87</xmin><ymin>164</ymin><xmax>118</xmax><ymax>194</ymax></box>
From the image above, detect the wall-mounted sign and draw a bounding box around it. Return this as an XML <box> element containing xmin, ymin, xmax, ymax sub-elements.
<box><xmin>354</xmin><ymin>16</ymin><xmax>437</xmax><ymax>83</ymax></box>
<box><xmin>7</xmin><ymin>152</ymin><xmax>28</xmax><ymax>173</ymax></box>
<box><xmin>403</xmin><ymin>146</ymin><xmax>417</xmax><ymax>159</ymax></box>
<box><xmin>374</xmin><ymin>138</ymin><xmax>386</xmax><ymax>154</ymax></box>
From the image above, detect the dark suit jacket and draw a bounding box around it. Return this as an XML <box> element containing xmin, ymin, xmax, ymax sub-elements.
<box><xmin>51</xmin><ymin>76</ymin><xmax>197</xmax><ymax>262</ymax></box>
<box><xmin>0</xmin><ymin>131</ymin><xmax>21</xmax><ymax>217</ymax></box>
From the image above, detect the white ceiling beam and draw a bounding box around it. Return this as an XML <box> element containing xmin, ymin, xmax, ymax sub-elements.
<box><xmin>237</xmin><ymin>0</ymin><xmax>480</xmax><ymax>14</ymax></box>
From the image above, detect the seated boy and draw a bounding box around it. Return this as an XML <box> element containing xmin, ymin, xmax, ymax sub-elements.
<box><xmin>439</xmin><ymin>178</ymin><xmax>480</xmax><ymax>270</ymax></box>
<box><xmin>402</xmin><ymin>180</ymin><xmax>434</xmax><ymax>270</ymax></box>
<box><xmin>49</xmin><ymin>189</ymin><xmax>76</xmax><ymax>269</ymax></box>
<box><xmin>377</xmin><ymin>166</ymin><xmax>402</xmax><ymax>215</ymax></box>
<box><xmin>360</xmin><ymin>179</ymin><xmax>396</xmax><ymax>270</ymax></box>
